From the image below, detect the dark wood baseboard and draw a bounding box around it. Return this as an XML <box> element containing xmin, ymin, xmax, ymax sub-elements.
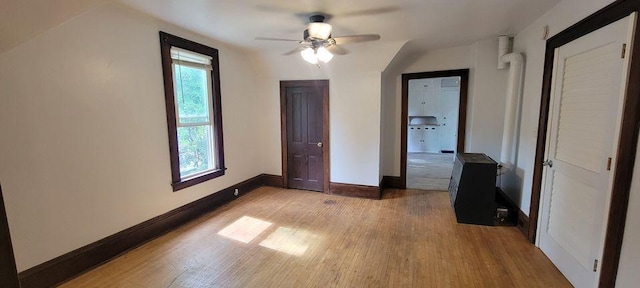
<box><xmin>381</xmin><ymin>175</ymin><xmax>403</xmax><ymax>189</ymax></box>
<box><xmin>262</xmin><ymin>174</ymin><xmax>284</xmax><ymax>187</ymax></box>
<box><xmin>329</xmin><ymin>182</ymin><xmax>381</xmax><ymax>199</ymax></box>
<box><xmin>270</xmin><ymin>174</ymin><xmax>379</xmax><ymax>199</ymax></box>
<box><xmin>517</xmin><ymin>209</ymin><xmax>530</xmax><ymax>239</ymax></box>
<box><xmin>18</xmin><ymin>174</ymin><xmax>269</xmax><ymax>288</ymax></box>
<box><xmin>1</xmin><ymin>186</ymin><xmax>20</xmax><ymax>288</ymax></box>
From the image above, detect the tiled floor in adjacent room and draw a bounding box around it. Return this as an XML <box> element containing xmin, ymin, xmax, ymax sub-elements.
<box><xmin>407</xmin><ymin>152</ymin><xmax>455</xmax><ymax>191</ymax></box>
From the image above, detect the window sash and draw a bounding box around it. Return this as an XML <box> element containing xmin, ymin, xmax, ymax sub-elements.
<box><xmin>171</xmin><ymin>47</ymin><xmax>212</xmax><ymax>64</ymax></box>
<box><xmin>160</xmin><ymin>31</ymin><xmax>225</xmax><ymax>192</ymax></box>
<box><xmin>172</xmin><ymin>60</ymin><xmax>213</xmax><ymax>71</ymax></box>
<box><xmin>178</xmin><ymin>123</ymin><xmax>216</xmax><ymax>180</ymax></box>
<box><xmin>171</xmin><ymin>63</ymin><xmax>214</xmax><ymax>127</ymax></box>
<box><xmin>171</xmin><ymin>60</ymin><xmax>217</xmax><ymax>179</ymax></box>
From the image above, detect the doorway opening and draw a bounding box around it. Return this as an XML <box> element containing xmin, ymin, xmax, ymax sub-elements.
<box><xmin>401</xmin><ymin>70</ymin><xmax>469</xmax><ymax>191</ymax></box>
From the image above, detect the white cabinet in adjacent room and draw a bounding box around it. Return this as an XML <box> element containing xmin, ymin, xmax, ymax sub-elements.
<box><xmin>407</xmin><ymin>76</ymin><xmax>460</xmax><ymax>154</ymax></box>
<box><xmin>408</xmin><ymin>79</ymin><xmax>439</xmax><ymax>117</ymax></box>
<box><xmin>438</xmin><ymin>87</ymin><xmax>460</xmax><ymax>152</ymax></box>
<box><xmin>424</xmin><ymin>126</ymin><xmax>439</xmax><ymax>152</ymax></box>
<box><xmin>408</xmin><ymin>126</ymin><xmax>423</xmax><ymax>152</ymax></box>
<box><xmin>408</xmin><ymin>125</ymin><xmax>439</xmax><ymax>153</ymax></box>
<box><xmin>408</xmin><ymin>90</ymin><xmax>425</xmax><ymax>116</ymax></box>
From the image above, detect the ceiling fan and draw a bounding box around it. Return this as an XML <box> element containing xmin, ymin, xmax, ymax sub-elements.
<box><xmin>256</xmin><ymin>14</ymin><xmax>381</xmax><ymax>64</ymax></box>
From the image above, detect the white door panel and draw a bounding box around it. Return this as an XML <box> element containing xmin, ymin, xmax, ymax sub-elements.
<box><xmin>538</xmin><ymin>13</ymin><xmax>635</xmax><ymax>288</ymax></box>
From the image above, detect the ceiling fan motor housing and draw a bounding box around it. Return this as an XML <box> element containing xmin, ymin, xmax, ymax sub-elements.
<box><xmin>309</xmin><ymin>14</ymin><xmax>326</xmax><ymax>23</ymax></box>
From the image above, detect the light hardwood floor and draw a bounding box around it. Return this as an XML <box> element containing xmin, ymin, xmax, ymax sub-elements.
<box><xmin>61</xmin><ymin>187</ymin><xmax>570</xmax><ymax>288</ymax></box>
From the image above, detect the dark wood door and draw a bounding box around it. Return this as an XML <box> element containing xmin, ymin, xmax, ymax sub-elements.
<box><xmin>0</xmin><ymin>185</ymin><xmax>20</xmax><ymax>288</ymax></box>
<box><xmin>286</xmin><ymin>86</ymin><xmax>325</xmax><ymax>191</ymax></box>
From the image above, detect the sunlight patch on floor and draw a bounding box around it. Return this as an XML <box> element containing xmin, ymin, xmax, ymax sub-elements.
<box><xmin>217</xmin><ymin>216</ymin><xmax>272</xmax><ymax>243</ymax></box>
<box><xmin>259</xmin><ymin>227</ymin><xmax>318</xmax><ymax>256</ymax></box>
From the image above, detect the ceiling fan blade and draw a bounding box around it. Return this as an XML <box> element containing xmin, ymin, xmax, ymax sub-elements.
<box><xmin>337</xmin><ymin>6</ymin><xmax>400</xmax><ymax>18</ymax></box>
<box><xmin>333</xmin><ymin>34</ymin><xmax>381</xmax><ymax>45</ymax></box>
<box><xmin>326</xmin><ymin>45</ymin><xmax>349</xmax><ymax>55</ymax></box>
<box><xmin>255</xmin><ymin>37</ymin><xmax>300</xmax><ymax>42</ymax></box>
<box><xmin>282</xmin><ymin>47</ymin><xmax>305</xmax><ymax>56</ymax></box>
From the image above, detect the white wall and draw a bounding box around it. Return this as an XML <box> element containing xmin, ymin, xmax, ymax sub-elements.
<box><xmin>3</xmin><ymin>0</ymin><xmax>638</xmax><ymax>280</ymax></box>
<box><xmin>403</xmin><ymin>45</ymin><xmax>473</xmax><ymax>74</ymax></box>
<box><xmin>0</xmin><ymin>3</ymin><xmax>263</xmax><ymax>271</ymax></box>
<box><xmin>379</xmin><ymin>43</ymin><xmax>414</xmax><ymax>177</ymax></box>
<box><xmin>257</xmin><ymin>41</ymin><xmax>404</xmax><ymax>187</ymax></box>
<box><xmin>380</xmin><ymin>45</ymin><xmax>472</xmax><ymax>177</ymax></box>
<box><xmin>468</xmin><ymin>39</ymin><xmax>508</xmax><ymax>163</ymax></box>
<box><xmin>380</xmin><ymin>40</ymin><xmax>508</xmax><ymax>178</ymax></box>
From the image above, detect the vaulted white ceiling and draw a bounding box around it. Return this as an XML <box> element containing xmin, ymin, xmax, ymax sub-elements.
<box><xmin>0</xmin><ymin>0</ymin><xmax>104</xmax><ymax>53</ymax></box>
<box><xmin>0</xmin><ymin>0</ymin><xmax>561</xmax><ymax>55</ymax></box>
<box><xmin>117</xmin><ymin>0</ymin><xmax>561</xmax><ymax>53</ymax></box>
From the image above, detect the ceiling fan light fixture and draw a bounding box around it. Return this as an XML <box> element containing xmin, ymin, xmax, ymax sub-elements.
<box><xmin>301</xmin><ymin>47</ymin><xmax>318</xmax><ymax>64</ymax></box>
<box><xmin>307</xmin><ymin>22</ymin><xmax>332</xmax><ymax>39</ymax></box>
<box><xmin>316</xmin><ymin>46</ymin><xmax>334</xmax><ymax>63</ymax></box>
<box><xmin>257</xmin><ymin>13</ymin><xmax>381</xmax><ymax>62</ymax></box>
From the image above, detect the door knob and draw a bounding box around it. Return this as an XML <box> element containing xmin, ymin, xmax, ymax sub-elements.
<box><xmin>317</xmin><ymin>142</ymin><xmax>323</xmax><ymax>148</ymax></box>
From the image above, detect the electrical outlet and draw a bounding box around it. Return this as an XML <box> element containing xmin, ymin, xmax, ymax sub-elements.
<box><xmin>234</xmin><ymin>189</ymin><xmax>239</xmax><ymax>196</ymax></box>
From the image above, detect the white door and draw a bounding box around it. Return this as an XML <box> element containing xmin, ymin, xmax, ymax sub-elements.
<box><xmin>538</xmin><ymin>14</ymin><xmax>635</xmax><ymax>288</ymax></box>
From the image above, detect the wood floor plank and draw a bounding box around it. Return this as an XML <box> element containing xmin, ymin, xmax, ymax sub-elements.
<box><xmin>59</xmin><ymin>187</ymin><xmax>570</xmax><ymax>288</ymax></box>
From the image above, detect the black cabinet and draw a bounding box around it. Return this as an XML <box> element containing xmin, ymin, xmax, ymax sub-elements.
<box><xmin>448</xmin><ymin>153</ymin><xmax>497</xmax><ymax>226</ymax></box>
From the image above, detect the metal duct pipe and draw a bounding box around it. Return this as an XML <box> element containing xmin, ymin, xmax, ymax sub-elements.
<box><xmin>499</xmin><ymin>52</ymin><xmax>525</xmax><ymax>168</ymax></box>
<box><xmin>497</xmin><ymin>35</ymin><xmax>511</xmax><ymax>69</ymax></box>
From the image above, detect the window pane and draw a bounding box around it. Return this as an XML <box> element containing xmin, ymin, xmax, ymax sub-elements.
<box><xmin>177</xmin><ymin>125</ymin><xmax>214</xmax><ymax>178</ymax></box>
<box><xmin>173</xmin><ymin>64</ymin><xmax>210</xmax><ymax>124</ymax></box>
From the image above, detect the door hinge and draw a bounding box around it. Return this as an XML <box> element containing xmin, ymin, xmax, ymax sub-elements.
<box><xmin>607</xmin><ymin>157</ymin><xmax>612</xmax><ymax>171</ymax></box>
<box><xmin>622</xmin><ymin>44</ymin><xmax>627</xmax><ymax>58</ymax></box>
<box><xmin>593</xmin><ymin>259</ymin><xmax>598</xmax><ymax>272</ymax></box>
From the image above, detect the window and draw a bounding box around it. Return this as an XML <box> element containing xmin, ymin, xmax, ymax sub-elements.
<box><xmin>159</xmin><ymin>32</ymin><xmax>225</xmax><ymax>191</ymax></box>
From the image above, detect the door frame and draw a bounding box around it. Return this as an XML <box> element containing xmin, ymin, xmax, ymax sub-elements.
<box><xmin>400</xmin><ymin>69</ymin><xmax>469</xmax><ymax>188</ymax></box>
<box><xmin>280</xmin><ymin>80</ymin><xmax>330</xmax><ymax>192</ymax></box>
<box><xmin>528</xmin><ymin>1</ymin><xmax>640</xmax><ymax>287</ymax></box>
<box><xmin>1</xmin><ymin>185</ymin><xmax>20</xmax><ymax>287</ymax></box>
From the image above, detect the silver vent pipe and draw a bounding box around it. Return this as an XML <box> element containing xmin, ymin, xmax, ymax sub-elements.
<box><xmin>497</xmin><ymin>36</ymin><xmax>524</xmax><ymax>169</ymax></box>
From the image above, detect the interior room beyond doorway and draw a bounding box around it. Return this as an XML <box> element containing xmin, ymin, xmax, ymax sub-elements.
<box><xmin>406</xmin><ymin>76</ymin><xmax>461</xmax><ymax>191</ymax></box>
